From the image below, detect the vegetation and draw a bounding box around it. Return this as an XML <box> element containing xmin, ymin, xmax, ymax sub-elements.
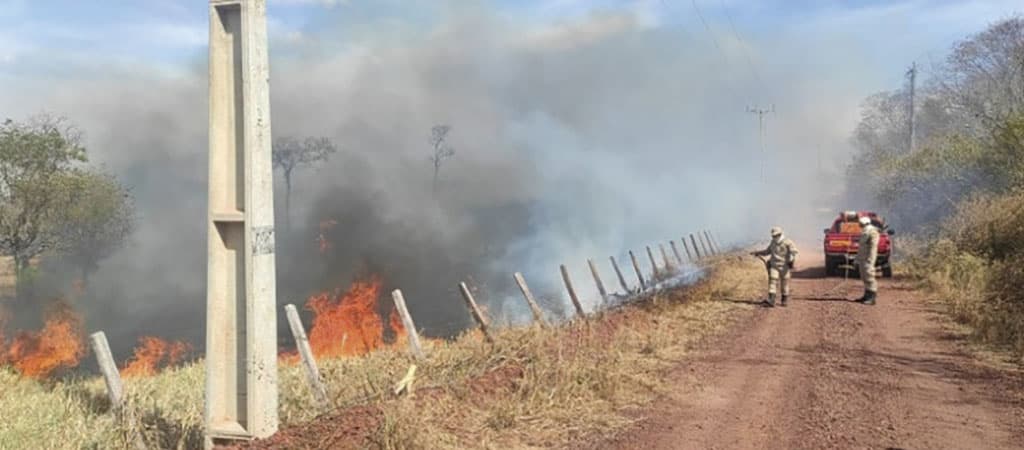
<box><xmin>846</xmin><ymin>16</ymin><xmax>1024</xmax><ymax>358</ymax></box>
<box><xmin>0</xmin><ymin>115</ymin><xmax>135</xmax><ymax>301</ymax></box>
<box><xmin>0</xmin><ymin>256</ymin><xmax>763</xmax><ymax>449</ymax></box>
<box><xmin>271</xmin><ymin>136</ymin><xmax>337</xmax><ymax>230</ymax></box>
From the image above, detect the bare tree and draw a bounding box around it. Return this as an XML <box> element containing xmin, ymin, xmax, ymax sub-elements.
<box><xmin>428</xmin><ymin>125</ymin><xmax>455</xmax><ymax>194</ymax></box>
<box><xmin>935</xmin><ymin>16</ymin><xmax>1024</xmax><ymax>145</ymax></box>
<box><xmin>272</xmin><ymin>136</ymin><xmax>337</xmax><ymax>230</ymax></box>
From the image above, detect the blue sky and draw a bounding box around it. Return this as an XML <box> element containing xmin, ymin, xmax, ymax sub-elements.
<box><xmin>1</xmin><ymin>0</ymin><xmax>1018</xmax><ymax>80</ymax></box>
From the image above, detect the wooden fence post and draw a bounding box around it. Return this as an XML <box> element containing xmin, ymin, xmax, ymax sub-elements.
<box><xmin>629</xmin><ymin>250</ymin><xmax>647</xmax><ymax>290</ymax></box>
<box><xmin>512</xmin><ymin>272</ymin><xmax>547</xmax><ymax>326</ymax></box>
<box><xmin>681</xmin><ymin>237</ymin><xmax>694</xmax><ymax>262</ymax></box>
<box><xmin>587</xmin><ymin>259</ymin><xmax>609</xmax><ymax>305</ymax></box>
<box><xmin>670</xmin><ymin>240</ymin><xmax>684</xmax><ymax>265</ymax></box>
<box><xmin>90</xmin><ymin>331</ymin><xmax>147</xmax><ymax>450</ymax></box>
<box><xmin>690</xmin><ymin>233</ymin><xmax>702</xmax><ymax>260</ymax></box>
<box><xmin>559</xmin><ymin>264</ymin><xmax>587</xmax><ymax>318</ymax></box>
<box><xmin>659</xmin><ymin>244</ymin><xmax>674</xmax><ymax>271</ymax></box>
<box><xmin>609</xmin><ymin>256</ymin><xmax>630</xmax><ymax>293</ymax></box>
<box><xmin>646</xmin><ymin>246</ymin><xmax>659</xmax><ymax>279</ymax></box>
<box><xmin>391</xmin><ymin>290</ymin><xmax>426</xmax><ymax>360</ymax></box>
<box><xmin>284</xmin><ymin>304</ymin><xmax>329</xmax><ymax>408</ymax></box>
<box><xmin>458</xmin><ymin>282</ymin><xmax>494</xmax><ymax>342</ymax></box>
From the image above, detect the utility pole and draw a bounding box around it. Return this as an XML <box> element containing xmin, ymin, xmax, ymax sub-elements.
<box><xmin>747</xmin><ymin>105</ymin><xmax>774</xmax><ymax>183</ymax></box>
<box><xmin>906</xmin><ymin>62</ymin><xmax>916</xmax><ymax>153</ymax></box>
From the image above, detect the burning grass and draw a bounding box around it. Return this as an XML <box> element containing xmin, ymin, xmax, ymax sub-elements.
<box><xmin>0</xmin><ymin>256</ymin><xmax>763</xmax><ymax>449</ymax></box>
<box><xmin>1</xmin><ymin>300</ymin><xmax>85</xmax><ymax>378</ymax></box>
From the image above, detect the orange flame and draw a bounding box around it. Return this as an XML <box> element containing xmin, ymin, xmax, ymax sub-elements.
<box><xmin>3</xmin><ymin>301</ymin><xmax>85</xmax><ymax>379</ymax></box>
<box><xmin>122</xmin><ymin>336</ymin><xmax>193</xmax><ymax>377</ymax></box>
<box><xmin>304</xmin><ymin>275</ymin><xmax>404</xmax><ymax>358</ymax></box>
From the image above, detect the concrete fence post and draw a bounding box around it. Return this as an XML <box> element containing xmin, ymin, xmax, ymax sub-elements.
<box><xmin>681</xmin><ymin>237</ymin><xmax>694</xmax><ymax>262</ymax></box>
<box><xmin>696</xmin><ymin>230</ymin><xmax>712</xmax><ymax>255</ymax></box>
<box><xmin>284</xmin><ymin>304</ymin><xmax>329</xmax><ymax>409</ymax></box>
<box><xmin>90</xmin><ymin>331</ymin><xmax>147</xmax><ymax>450</ymax></box>
<box><xmin>390</xmin><ymin>290</ymin><xmax>426</xmax><ymax>360</ymax></box>
<box><xmin>699</xmin><ymin>231</ymin><xmax>712</xmax><ymax>256</ymax></box>
<box><xmin>587</xmin><ymin>259</ymin><xmax>609</xmax><ymax>305</ymax></box>
<box><xmin>690</xmin><ymin>233</ymin><xmax>702</xmax><ymax>260</ymax></box>
<box><xmin>559</xmin><ymin>264</ymin><xmax>587</xmax><ymax>318</ymax></box>
<box><xmin>659</xmin><ymin>244</ymin><xmax>674</xmax><ymax>271</ymax></box>
<box><xmin>710</xmin><ymin>231</ymin><xmax>724</xmax><ymax>253</ymax></box>
<box><xmin>629</xmin><ymin>250</ymin><xmax>647</xmax><ymax>290</ymax></box>
<box><xmin>670</xmin><ymin>241</ymin><xmax>684</xmax><ymax>265</ymax></box>
<box><xmin>609</xmin><ymin>256</ymin><xmax>631</xmax><ymax>293</ymax></box>
<box><xmin>646</xmin><ymin>246</ymin><xmax>660</xmax><ymax>279</ymax></box>
<box><xmin>512</xmin><ymin>272</ymin><xmax>547</xmax><ymax>326</ymax></box>
<box><xmin>458</xmin><ymin>282</ymin><xmax>494</xmax><ymax>342</ymax></box>
<box><xmin>90</xmin><ymin>331</ymin><xmax>125</xmax><ymax>409</ymax></box>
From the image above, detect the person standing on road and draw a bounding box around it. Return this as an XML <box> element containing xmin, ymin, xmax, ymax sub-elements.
<box><xmin>750</xmin><ymin>226</ymin><xmax>799</xmax><ymax>307</ymax></box>
<box><xmin>856</xmin><ymin>216</ymin><xmax>880</xmax><ymax>305</ymax></box>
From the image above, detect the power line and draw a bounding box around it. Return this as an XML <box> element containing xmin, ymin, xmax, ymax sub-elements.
<box><xmin>718</xmin><ymin>0</ymin><xmax>767</xmax><ymax>94</ymax></box>
<box><xmin>689</xmin><ymin>0</ymin><xmax>729</xmax><ymax>64</ymax></box>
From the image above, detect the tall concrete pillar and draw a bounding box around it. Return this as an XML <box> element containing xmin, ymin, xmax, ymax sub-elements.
<box><xmin>205</xmin><ymin>0</ymin><xmax>278</xmax><ymax>447</ymax></box>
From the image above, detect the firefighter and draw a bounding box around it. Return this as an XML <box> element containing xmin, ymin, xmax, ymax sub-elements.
<box><xmin>855</xmin><ymin>216</ymin><xmax>880</xmax><ymax>305</ymax></box>
<box><xmin>750</xmin><ymin>226</ymin><xmax>799</xmax><ymax>307</ymax></box>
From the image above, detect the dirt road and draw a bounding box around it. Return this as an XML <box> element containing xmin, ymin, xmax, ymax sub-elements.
<box><xmin>597</xmin><ymin>254</ymin><xmax>1024</xmax><ymax>450</ymax></box>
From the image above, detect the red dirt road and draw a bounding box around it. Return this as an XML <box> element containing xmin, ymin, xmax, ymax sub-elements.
<box><xmin>597</xmin><ymin>257</ymin><xmax>1024</xmax><ymax>450</ymax></box>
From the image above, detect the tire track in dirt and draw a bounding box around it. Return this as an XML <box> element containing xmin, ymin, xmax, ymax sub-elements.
<box><xmin>594</xmin><ymin>255</ymin><xmax>1024</xmax><ymax>450</ymax></box>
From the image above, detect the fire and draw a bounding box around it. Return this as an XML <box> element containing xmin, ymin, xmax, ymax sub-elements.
<box><xmin>3</xmin><ymin>301</ymin><xmax>85</xmax><ymax>379</ymax></box>
<box><xmin>304</xmin><ymin>275</ymin><xmax>404</xmax><ymax>358</ymax></box>
<box><xmin>122</xmin><ymin>336</ymin><xmax>193</xmax><ymax>377</ymax></box>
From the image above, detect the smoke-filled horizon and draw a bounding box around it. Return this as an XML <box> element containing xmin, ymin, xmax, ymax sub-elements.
<box><xmin>1</xmin><ymin>2</ymin><xmax>1002</xmax><ymax>360</ymax></box>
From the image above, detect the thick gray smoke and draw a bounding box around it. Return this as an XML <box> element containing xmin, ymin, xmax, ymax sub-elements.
<box><xmin>0</xmin><ymin>5</ymin><xmax>862</xmax><ymax>359</ymax></box>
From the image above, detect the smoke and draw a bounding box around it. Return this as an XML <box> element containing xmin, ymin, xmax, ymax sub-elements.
<box><xmin>0</xmin><ymin>3</ymin><xmax>882</xmax><ymax>359</ymax></box>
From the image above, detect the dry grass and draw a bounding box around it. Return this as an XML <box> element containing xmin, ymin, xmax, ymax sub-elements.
<box><xmin>0</xmin><ymin>256</ymin><xmax>764</xmax><ymax>450</ymax></box>
<box><xmin>905</xmin><ymin>190</ymin><xmax>1024</xmax><ymax>360</ymax></box>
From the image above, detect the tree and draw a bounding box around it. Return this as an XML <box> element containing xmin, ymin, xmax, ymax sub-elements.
<box><xmin>272</xmin><ymin>136</ymin><xmax>336</xmax><ymax>230</ymax></box>
<box><xmin>0</xmin><ymin>115</ymin><xmax>86</xmax><ymax>302</ymax></box>
<box><xmin>57</xmin><ymin>170</ymin><xmax>136</xmax><ymax>284</ymax></box>
<box><xmin>936</xmin><ymin>16</ymin><xmax>1024</xmax><ymax>147</ymax></box>
<box><xmin>428</xmin><ymin>125</ymin><xmax>455</xmax><ymax>194</ymax></box>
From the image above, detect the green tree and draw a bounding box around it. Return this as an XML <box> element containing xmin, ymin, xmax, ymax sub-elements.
<box><xmin>57</xmin><ymin>170</ymin><xmax>136</xmax><ymax>284</ymax></box>
<box><xmin>0</xmin><ymin>116</ymin><xmax>86</xmax><ymax>302</ymax></box>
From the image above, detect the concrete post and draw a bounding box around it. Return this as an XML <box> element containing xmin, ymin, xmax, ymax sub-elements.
<box><xmin>659</xmin><ymin>244</ymin><xmax>674</xmax><ymax>271</ymax></box>
<box><xmin>91</xmin><ymin>332</ymin><xmax>147</xmax><ymax>450</ymax></box>
<box><xmin>512</xmin><ymin>273</ymin><xmax>547</xmax><ymax>326</ymax></box>
<box><xmin>629</xmin><ymin>250</ymin><xmax>646</xmax><ymax>290</ymax></box>
<box><xmin>698</xmin><ymin>231</ymin><xmax>712</xmax><ymax>256</ymax></box>
<box><xmin>708</xmin><ymin>231</ymin><xmax>720</xmax><ymax>254</ymax></box>
<box><xmin>206</xmin><ymin>0</ymin><xmax>278</xmax><ymax>445</ymax></box>
<box><xmin>458</xmin><ymin>282</ymin><xmax>493</xmax><ymax>342</ymax></box>
<box><xmin>690</xmin><ymin>233</ymin><xmax>702</xmax><ymax>260</ymax></box>
<box><xmin>646</xmin><ymin>246</ymin><xmax>659</xmax><ymax>279</ymax></box>
<box><xmin>284</xmin><ymin>305</ymin><xmax>328</xmax><ymax>409</ymax></box>
<box><xmin>681</xmin><ymin>237</ymin><xmax>694</xmax><ymax>262</ymax></box>
<box><xmin>90</xmin><ymin>332</ymin><xmax>125</xmax><ymax>409</ymax></box>
<box><xmin>609</xmin><ymin>256</ymin><xmax>630</xmax><ymax>293</ymax></box>
<box><xmin>587</xmin><ymin>259</ymin><xmax>608</xmax><ymax>305</ymax></box>
<box><xmin>391</xmin><ymin>290</ymin><xmax>426</xmax><ymax>359</ymax></box>
<box><xmin>670</xmin><ymin>241</ymin><xmax>684</xmax><ymax>265</ymax></box>
<box><xmin>559</xmin><ymin>265</ymin><xmax>586</xmax><ymax>317</ymax></box>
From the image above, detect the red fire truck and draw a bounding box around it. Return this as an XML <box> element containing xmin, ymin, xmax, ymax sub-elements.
<box><xmin>823</xmin><ymin>211</ymin><xmax>895</xmax><ymax>277</ymax></box>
